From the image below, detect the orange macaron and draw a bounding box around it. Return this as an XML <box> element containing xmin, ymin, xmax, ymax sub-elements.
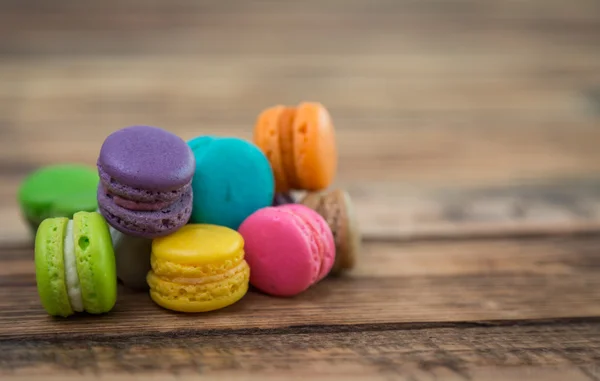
<box><xmin>253</xmin><ymin>102</ymin><xmax>337</xmax><ymax>193</ymax></box>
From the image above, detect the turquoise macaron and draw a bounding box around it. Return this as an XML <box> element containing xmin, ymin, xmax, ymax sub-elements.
<box><xmin>187</xmin><ymin>136</ymin><xmax>275</xmax><ymax>230</ymax></box>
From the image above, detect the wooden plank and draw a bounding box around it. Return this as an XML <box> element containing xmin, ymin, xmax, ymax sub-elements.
<box><xmin>0</xmin><ymin>0</ymin><xmax>598</xmax><ymax>244</ymax></box>
<box><xmin>1</xmin><ymin>56</ymin><xmax>599</xmax><ymax>117</ymax></box>
<box><xmin>5</xmin><ymin>176</ymin><xmax>600</xmax><ymax>244</ymax></box>
<box><xmin>348</xmin><ymin>178</ymin><xmax>600</xmax><ymax>240</ymax></box>
<box><xmin>1</xmin><ymin>236</ymin><xmax>599</xmax><ymax>338</ymax></box>
<box><xmin>3</xmin><ymin>119</ymin><xmax>600</xmax><ymax>180</ymax></box>
<box><xmin>0</xmin><ymin>0</ymin><xmax>598</xmax><ymax>56</ymax></box>
<box><xmin>1</xmin><ymin>321</ymin><xmax>599</xmax><ymax>380</ymax></box>
<box><xmin>1</xmin><ymin>57</ymin><xmax>599</xmax><ymax>246</ymax></box>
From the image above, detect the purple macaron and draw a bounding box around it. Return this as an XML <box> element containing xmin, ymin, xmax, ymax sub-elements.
<box><xmin>97</xmin><ymin>126</ymin><xmax>195</xmax><ymax>238</ymax></box>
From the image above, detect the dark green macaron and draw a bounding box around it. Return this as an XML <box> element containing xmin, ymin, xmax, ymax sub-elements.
<box><xmin>18</xmin><ymin>164</ymin><xmax>99</xmax><ymax>233</ymax></box>
<box><xmin>35</xmin><ymin>211</ymin><xmax>117</xmax><ymax>317</ymax></box>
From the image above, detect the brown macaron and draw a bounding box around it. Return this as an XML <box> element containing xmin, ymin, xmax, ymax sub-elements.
<box><xmin>300</xmin><ymin>189</ymin><xmax>360</xmax><ymax>274</ymax></box>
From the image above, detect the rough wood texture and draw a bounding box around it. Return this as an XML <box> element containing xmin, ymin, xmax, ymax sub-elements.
<box><xmin>1</xmin><ymin>0</ymin><xmax>600</xmax><ymax>243</ymax></box>
<box><xmin>2</xmin><ymin>236</ymin><xmax>600</xmax><ymax>379</ymax></box>
<box><xmin>1</xmin><ymin>0</ymin><xmax>600</xmax><ymax>379</ymax></box>
<box><xmin>2</xmin><ymin>321</ymin><xmax>600</xmax><ymax>381</ymax></box>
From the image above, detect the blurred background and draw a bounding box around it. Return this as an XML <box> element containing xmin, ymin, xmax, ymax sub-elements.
<box><xmin>1</xmin><ymin>0</ymin><xmax>600</xmax><ymax>243</ymax></box>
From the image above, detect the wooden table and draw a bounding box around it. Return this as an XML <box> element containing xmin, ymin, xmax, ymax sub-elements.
<box><xmin>1</xmin><ymin>1</ymin><xmax>600</xmax><ymax>380</ymax></box>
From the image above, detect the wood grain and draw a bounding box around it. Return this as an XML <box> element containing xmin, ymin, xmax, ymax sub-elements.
<box><xmin>2</xmin><ymin>321</ymin><xmax>600</xmax><ymax>381</ymax></box>
<box><xmin>2</xmin><ymin>236</ymin><xmax>600</xmax><ymax>339</ymax></box>
<box><xmin>7</xmin><ymin>175</ymin><xmax>600</xmax><ymax>243</ymax></box>
<box><xmin>0</xmin><ymin>0</ymin><xmax>599</xmax><ymax>243</ymax></box>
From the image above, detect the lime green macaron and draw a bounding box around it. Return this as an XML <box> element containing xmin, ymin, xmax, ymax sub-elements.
<box><xmin>35</xmin><ymin>211</ymin><xmax>117</xmax><ymax>317</ymax></box>
<box><xmin>18</xmin><ymin>164</ymin><xmax>99</xmax><ymax>233</ymax></box>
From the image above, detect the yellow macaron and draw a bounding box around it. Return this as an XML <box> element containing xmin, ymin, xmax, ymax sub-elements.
<box><xmin>146</xmin><ymin>224</ymin><xmax>250</xmax><ymax>313</ymax></box>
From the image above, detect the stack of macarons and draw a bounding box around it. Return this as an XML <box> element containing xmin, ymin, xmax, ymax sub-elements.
<box><xmin>22</xmin><ymin>101</ymin><xmax>361</xmax><ymax>318</ymax></box>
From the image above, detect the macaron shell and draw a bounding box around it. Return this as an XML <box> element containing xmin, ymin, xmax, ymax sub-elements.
<box><xmin>301</xmin><ymin>189</ymin><xmax>359</xmax><ymax>274</ymax></box>
<box><xmin>293</xmin><ymin>102</ymin><xmax>337</xmax><ymax>190</ymax></box>
<box><xmin>147</xmin><ymin>261</ymin><xmax>250</xmax><ymax>313</ymax></box>
<box><xmin>152</xmin><ymin>224</ymin><xmax>244</xmax><ymax>266</ymax></box>
<box><xmin>254</xmin><ymin>106</ymin><xmax>289</xmax><ymax>192</ymax></box>
<box><xmin>34</xmin><ymin>217</ymin><xmax>73</xmax><ymax>317</ymax></box>
<box><xmin>341</xmin><ymin>190</ymin><xmax>360</xmax><ymax>271</ymax></box>
<box><xmin>98</xmin><ymin>164</ymin><xmax>189</xmax><ymax>204</ymax></box>
<box><xmin>238</xmin><ymin>207</ymin><xmax>318</xmax><ymax>296</ymax></box>
<box><xmin>324</xmin><ymin>189</ymin><xmax>358</xmax><ymax>273</ymax></box>
<box><xmin>277</xmin><ymin>107</ymin><xmax>300</xmax><ymax>190</ymax></box>
<box><xmin>98</xmin><ymin>125</ymin><xmax>195</xmax><ymax>191</ymax></box>
<box><xmin>147</xmin><ymin>224</ymin><xmax>251</xmax><ymax>312</ymax></box>
<box><xmin>280</xmin><ymin>204</ymin><xmax>336</xmax><ymax>280</ymax></box>
<box><xmin>73</xmin><ymin>211</ymin><xmax>117</xmax><ymax>314</ymax></box>
<box><xmin>272</xmin><ymin>192</ymin><xmax>296</xmax><ymax>206</ymax></box>
<box><xmin>19</xmin><ymin>164</ymin><xmax>99</xmax><ymax>228</ymax></box>
<box><xmin>277</xmin><ymin>207</ymin><xmax>322</xmax><ymax>285</ymax></box>
<box><xmin>110</xmin><ymin>226</ymin><xmax>152</xmax><ymax>291</ymax></box>
<box><xmin>98</xmin><ymin>185</ymin><xmax>193</xmax><ymax>238</ymax></box>
<box><xmin>151</xmin><ymin>250</ymin><xmax>245</xmax><ymax>281</ymax></box>
<box><xmin>299</xmin><ymin>191</ymin><xmax>321</xmax><ymax>211</ymax></box>
<box><xmin>187</xmin><ymin>136</ymin><xmax>275</xmax><ymax>230</ymax></box>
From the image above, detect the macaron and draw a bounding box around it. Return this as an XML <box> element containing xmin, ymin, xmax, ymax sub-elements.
<box><xmin>109</xmin><ymin>226</ymin><xmax>152</xmax><ymax>291</ymax></box>
<box><xmin>34</xmin><ymin>211</ymin><xmax>117</xmax><ymax>317</ymax></box>
<box><xmin>18</xmin><ymin>164</ymin><xmax>99</xmax><ymax>233</ymax></box>
<box><xmin>187</xmin><ymin>136</ymin><xmax>274</xmax><ymax>230</ymax></box>
<box><xmin>147</xmin><ymin>224</ymin><xmax>251</xmax><ymax>313</ymax></box>
<box><xmin>96</xmin><ymin>126</ymin><xmax>195</xmax><ymax>238</ymax></box>
<box><xmin>272</xmin><ymin>192</ymin><xmax>296</xmax><ymax>206</ymax></box>
<box><xmin>301</xmin><ymin>189</ymin><xmax>361</xmax><ymax>274</ymax></box>
<box><xmin>238</xmin><ymin>204</ymin><xmax>335</xmax><ymax>297</ymax></box>
<box><xmin>253</xmin><ymin>102</ymin><xmax>337</xmax><ymax>193</ymax></box>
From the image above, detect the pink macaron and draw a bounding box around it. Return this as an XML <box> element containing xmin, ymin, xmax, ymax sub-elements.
<box><xmin>238</xmin><ymin>204</ymin><xmax>336</xmax><ymax>297</ymax></box>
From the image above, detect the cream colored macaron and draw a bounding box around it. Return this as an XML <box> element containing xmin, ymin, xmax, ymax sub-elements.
<box><xmin>300</xmin><ymin>189</ymin><xmax>361</xmax><ymax>274</ymax></box>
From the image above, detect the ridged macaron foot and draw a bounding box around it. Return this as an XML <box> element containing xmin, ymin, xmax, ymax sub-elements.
<box><xmin>18</xmin><ymin>164</ymin><xmax>99</xmax><ymax>235</ymax></box>
<box><xmin>96</xmin><ymin>125</ymin><xmax>195</xmax><ymax>238</ymax></box>
<box><xmin>34</xmin><ymin>211</ymin><xmax>117</xmax><ymax>317</ymax></box>
<box><xmin>300</xmin><ymin>189</ymin><xmax>360</xmax><ymax>274</ymax></box>
<box><xmin>253</xmin><ymin>102</ymin><xmax>337</xmax><ymax>193</ymax></box>
<box><xmin>238</xmin><ymin>204</ymin><xmax>335</xmax><ymax>297</ymax></box>
<box><xmin>147</xmin><ymin>224</ymin><xmax>250</xmax><ymax>313</ymax></box>
<box><xmin>187</xmin><ymin>136</ymin><xmax>274</xmax><ymax>230</ymax></box>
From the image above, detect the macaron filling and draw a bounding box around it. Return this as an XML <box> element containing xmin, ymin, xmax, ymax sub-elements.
<box><xmin>254</xmin><ymin>106</ymin><xmax>289</xmax><ymax>193</ymax></box>
<box><xmin>280</xmin><ymin>204</ymin><xmax>336</xmax><ymax>280</ymax></box>
<box><xmin>63</xmin><ymin>220</ymin><xmax>84</xmax><ymax>312</ymax></box>
<box><xmin>98</xmin><ymin>186</ymin><xmax>193</xmax><ymax>237</ymax></box>
<box><xmin>110</xmin><ymin>193</ymin><xmax>174</xmax><ymax>211</ymax></box>
<box><xmin>278</xmin><ymin>107</ymin><xmax>301</xmax><ymax>189</ymax></box>
<box><xmin>98</xmin><ymin>164</ymin><xmax>189</xmax><ymax>204</ymax></box>
<box><xmin>276</xmin><ymin>207</ymin><xmax>322</xmax><ymax>284</ymax></box>
<box><xmin>161</xmin><ymin>260</ymin><xmax>249</xmax><ymax>285</ymax></box>
<box><xmin>147</xmin><ymin>261</ymin><xmax>250</xmax><ymax>306</ymax></box>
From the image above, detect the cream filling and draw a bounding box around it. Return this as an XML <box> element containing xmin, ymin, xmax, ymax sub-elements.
<box><xmin>64</xmin><ymin>220</ymin><xmax>84</xmax><ymax>312</ymax></box>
